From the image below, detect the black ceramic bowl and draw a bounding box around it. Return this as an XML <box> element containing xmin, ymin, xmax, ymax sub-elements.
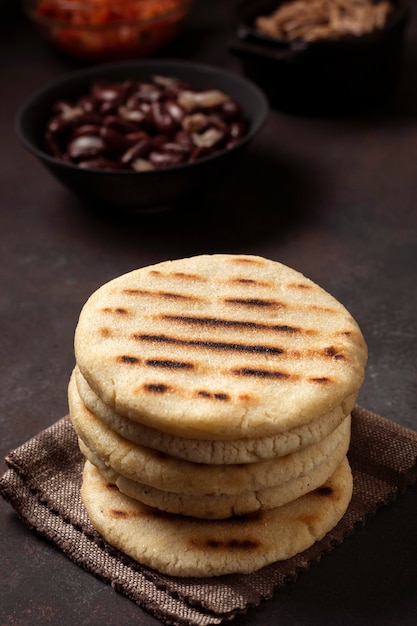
<box><xmin>231</xmin><ymin>0</ymin><xmax>409</xmax><ymax>115</ymax></box>
<box><xmin>16</xmin><ymin>59</ymin><xmax>269</xmax><ymax>212</ymax></box>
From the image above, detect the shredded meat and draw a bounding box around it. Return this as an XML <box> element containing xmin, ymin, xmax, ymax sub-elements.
<box><xmin>255</xmin><ymin>0</ymin><xmax>393</xmax><ymax>42</ymax></box>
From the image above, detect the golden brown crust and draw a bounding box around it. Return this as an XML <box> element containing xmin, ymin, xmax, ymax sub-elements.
<box><xmin>80</xmin><ymin>457</ymin><xmax>353</xmax><ymax>576</ymax></box>
<box><xmin>69</xmin><ymin>371</ymin><xmax>351</xmax><ymax>499</ymax></box>
<box><xmin>74</xmin><ymin>254</ymin><xmax>367</xmax><ymax>439</ymax></box>
<box><xmin>74</xmin><ymin>365</ymin><xmax>354</xmax><ymax>464</ymax></box>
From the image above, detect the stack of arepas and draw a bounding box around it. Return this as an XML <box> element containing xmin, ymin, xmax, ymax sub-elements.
<box><xmin>69</xmin><ymin>254</ymin><xmax>368</xmax><ymax>577</ymax></box>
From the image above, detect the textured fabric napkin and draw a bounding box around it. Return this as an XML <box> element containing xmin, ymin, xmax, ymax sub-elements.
<box><xmin>1</xmin><ymin>406</ymin><xmax>417</xmax><ymax>626</ymax></box>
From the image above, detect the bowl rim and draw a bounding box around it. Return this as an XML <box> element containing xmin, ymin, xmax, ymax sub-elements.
<box><xmin>24</xmin><ymin>0</ymin><xmax>192</xmax><ymax>31</ymax></box>
<box><xmin>15</xmin><ymin>58</ymin><xmax>269</xmax><ymax>177</ymax></box>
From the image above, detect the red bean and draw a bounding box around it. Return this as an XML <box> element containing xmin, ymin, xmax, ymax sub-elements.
<box><xmin>164</xmin><ymin>100</ymin><xmax>186</xmax><ymax>125</ymax></box>
<box><xmin>229</xmin><ymin>120</ymin><xmax>247</xmax><ymax>140</ymax></box>
<box><xmin>149</xmin><ymin>151</ymin><xmax>185</xmax><ymax>167</ymax></box>
<box><xmin>99</xmin><ymin>127</ymin><xmax>132</xmax><ymax>153</ymax></box>
<box><xmin>151</xmin><ymin>134</ymin><xmax>171</xmax><ymax>150</ymax></box>
<box><xmin>71</xmin><ymin>125</ymin><xmax>102</xmax><ymax>139</ymax></box>
<box><xmin>149</xmin><ymin>101</ymin><xmax>178</xmax><ymax>134</ymax></box>
<box><xmin>219</xmin><ymin>99</ymin><xmax>242</xmax><ymax>120</ymax></box>
<box><xmin>121</xmin><ymin>139</ymin><xmax>153</xmax><ymax>164</ymax></box>
<box><xmin>103</xmin><ymin>115</ymin><xmax>139</xmax><ymax>134</ymax></box>
<box><xmin>75</xmin><ymin>112</ymin><xmax>103</xmax><ymax>126</ymax></box>
<box><xmin>46</xmin><ymin>116</ymin><xmax>71</xmax><ymax>135</ymax></box>
<box><xmin>161</xmin><ymin>142</ymin><xmax>191</xmax><ymax>157</ymax></box>
<box><xmin>189</xmin><ymin>145</ymin><xmax>216</xmax><ymax>161</ymax></box>
<box><xmin>77</xmin><ymin>96</ymin><xmax>97</xmax><ymax>113</ymax></box>
<box><xmin>67</xmin><ymin>135</ymin><xmax>107</xmax><ymax>161</ymax></box>
<box><xmin>174</xmin><ymin>130</ymin><xmax>194</xmax><ymax>150</ymax></box>
<box><xmin>43</xmin><ymin>75</ymin><xmax>249</xmax><ymax>171</ymax></box>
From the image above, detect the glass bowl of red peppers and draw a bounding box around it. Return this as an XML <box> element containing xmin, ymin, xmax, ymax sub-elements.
<box><xmin>24</xmin><ymin>0</ymin><xmax>193</xmax><ymax>63</ymax></box>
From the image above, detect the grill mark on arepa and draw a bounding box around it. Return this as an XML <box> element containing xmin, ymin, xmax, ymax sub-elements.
<box><xmin>122</xmin><ymin>288</ymin><xmax>202</xmax><ymax>302</ymax></box>
<box><xmin>226</xmin><ymin>277</ymin><xmax>272</xmax><ymax>288</ymax></box>
<box><xmin>117</xmin><ymin>343</ymin><xmax>345</xmax><ymax>380</ymax></box>
<box><xmin>118</xmin><ymin>355</ymin><xmax>140</xmax><ymax>364</ymax></box>
<box><xmin>230</xmin><ymin>367</ymin><xmax>296</xmax><ymax>380</ymax></box>
<box><xmin>117</xmin><ymin>355</ymin><xmax>195</xmax><ymax>370</ymax></box>
<box><xmin>223</xmin><ymin>297</ymin><xmax>285</xmax><ymax>309</ymax></box>
<box><xmin>148</xmin><ymin>270</ymin><xmax>206</xmax><ymax>281</ymax></box>
<box><xmin>158</xmin><ymin>313</ymin><xmax>348</xmax><ymax>338</ymax></box>
<box><xmin>159</xmin><ymin>314</ymin><xmax>302</xmax><ymax>334</ymax></box>
<box><xmin>145</xmin><ymin>359</ymin><xmax>194</xmax><ymax>370</ymax></box>
<box><xmin>139</xmin><ymin>383</ymin><xmax>231</xmax><ymax>401</ymax></box>
<box><xmin>134</xmin><ymin>382</ymin><xmax>250</xmax><ymax>402</ymax></box>
<box><xmin>323</xmin><ymin>346</ymin><xmax>346</xmax><ymax>360</ymax></box>
<box><xmin>117</xmin><ymin>342</ymin><xmax>346</xmax><ymax>380</ymax></box>
<box><xmin>101</xmin><ymin>306</ymin><xmax>129</xmax><ymax>315</ymax></box>
<box><xmin>228</xmin><ymin>256</ymin><xmax>265</xmax><ymax>266</ymax></box>
<box><xmin>309</xmin><ymin>376</ymin><xmax>331</xmax><ymax>384</ymax></box>
<box><xmin>287</xmin><ymin>282</ymin><xmax>313</xmax><ymax>289</ymax></box>
<box><xmin>196</xmin><ymin>390</ymin><xmax>229</xmax><ymax>401</ymax></box>
<box><xmin>134</xmin><ymin>367</ymin><xmax>333</xmax><ymax>401</ymax></box>
<box><xmin>337</xmin><ymin>330</ymin><xmax>354</xmax><ymax>337</ymax></box>
<box><xmin>108</xmin><ymin>508</ymin><xmax>145</xmax><ymax>519</ymax></box>
<box><xmin>133</xmin><ymin>333</ymin><xmax>285</xmax><ymax>355</ymax></box>
<box><xmin>310</xmin><ymin>304</ymin><xmax>337</xmax><ymax>314</ymax></box>
<box><xmin>143</xmin><ymin>383</ymin><xmax>171</xmax><ymax>393</ymax></box>
<box><xmin>108</xmin><ymin>508</ymin><xmax>129</xmax><ymax>518</ymax></box>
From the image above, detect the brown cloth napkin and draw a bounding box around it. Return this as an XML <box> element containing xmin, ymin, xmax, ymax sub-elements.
<box><xmin>1</xmin><ymin>407</ymin><xmax>417</xmax><ymax>626</ymax></box>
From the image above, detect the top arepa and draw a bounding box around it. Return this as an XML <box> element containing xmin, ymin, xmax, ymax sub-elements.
<box><xmin>73</xmin><ymin>254</ymin><xmax>367</xmax><ymax>439</ymax></box>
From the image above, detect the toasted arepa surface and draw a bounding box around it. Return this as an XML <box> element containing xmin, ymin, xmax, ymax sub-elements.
<box><xmin>74</xmin><ymin>254</ymin><xmax>367</xmax><ymax>439</ymax></box>
<box><xmin>69</xmin><ymin>371</ymin><xmax>351</xmax><ymax>497</ymax></box>
<box><xmin>109</xmin><ymin>434</ymin><xmax>349</xmax><ymax>518</ymax></box>
<box><xmin>74</xmin><ymin>365</ymin><xmax>354</xmax><ymax>463</ymax></box>
<box><xmin>81</xmin><ymin>457</ymin><xmax>353</xmax><ymax>577</ymax></box>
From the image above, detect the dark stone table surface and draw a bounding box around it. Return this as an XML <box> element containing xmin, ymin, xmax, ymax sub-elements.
<box><xmin>1</xmin><ymin>1</ymin><xmax>416</xmax><ymax>624</ymax></box>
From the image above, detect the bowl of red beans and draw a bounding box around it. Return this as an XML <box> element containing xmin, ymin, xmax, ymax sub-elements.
<box><xmin>16</xmin><ymin>59</ymin><xmax>269</xmax><ymax>212</ymax></box>
<box><xmin>23</xmin><ymin>0</ymin><xmax>193</xmax><ymax>63</ymax></box>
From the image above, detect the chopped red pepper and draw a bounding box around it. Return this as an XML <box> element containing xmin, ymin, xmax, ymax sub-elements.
<box><xmin>33</xmin><ymin>0</ymin><xmax>190</xmax><ymax>62</ymax></box>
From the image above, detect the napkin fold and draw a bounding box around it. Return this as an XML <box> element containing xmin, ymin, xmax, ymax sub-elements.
<box><xmin>1</xmin><ymin>407</ymin><xmax>417</xmax><ymax>626</ymax></box>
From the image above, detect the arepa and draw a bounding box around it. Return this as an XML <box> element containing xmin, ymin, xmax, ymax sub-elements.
<box><xmin>74</xmin><ymin>364</ymin><xmax>353</xmax><ymax>464</ymax></box>
<box><xmin>74</xmin><ymin>254</ymin><xmax>367</xmax><ymax>440</ymax></box>
<box><xmin>78</xmin><ymin>436</ymin><xmax>350</xmax><ymax>519</ymax></box>
<box><xmin>81</xmin><ymin>457</ymin><xmax>353</xmax><ymax>577</ymax></box>
<box><xmin>69</xmin><ymin>372</ymin><xmax>351</xmax><ymax>498</ymax></box>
